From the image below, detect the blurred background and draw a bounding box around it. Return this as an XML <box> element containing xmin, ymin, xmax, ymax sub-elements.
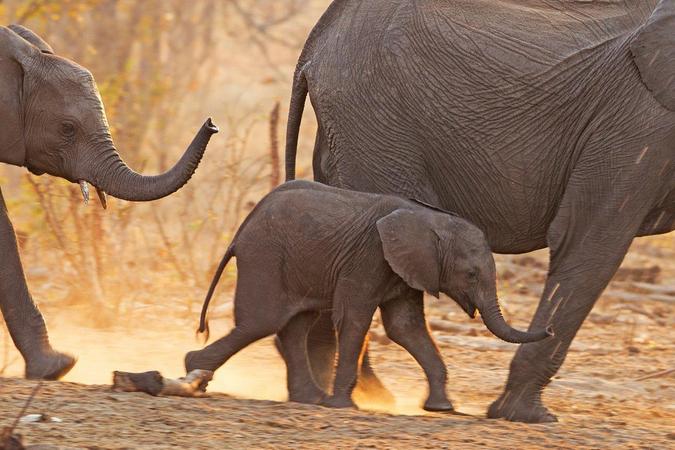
<box><xmin>0</xmin><ymin>0</ymin><xmax>326</xmax><ymax>334</ymax></box>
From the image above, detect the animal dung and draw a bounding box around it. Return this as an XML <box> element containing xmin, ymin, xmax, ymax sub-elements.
<box><xmin>112</xmin><ymin>369</ymin><xmax>213</xmax><ymax>397</ymax></box>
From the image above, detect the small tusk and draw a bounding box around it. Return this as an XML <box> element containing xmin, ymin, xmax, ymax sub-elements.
<box><xmin>79</xmin><ymin>180</ymin><xmax>89</xmax><ymax>205</ymax></box>
<box><xmin>95</xmin><ymin>187</ymin><xmax>108</xmax><ymax>210</ymax></box>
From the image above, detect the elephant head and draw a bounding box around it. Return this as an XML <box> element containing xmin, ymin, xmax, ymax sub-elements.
<box><xmin>376</xmin><ymin>209</ymin><xmax>552</xmax><ymax>343</ymax></box>
<box><xmin>0</xmin><ymin>25</ymin><xmax>218</xmax><ymax>206</ymax></box>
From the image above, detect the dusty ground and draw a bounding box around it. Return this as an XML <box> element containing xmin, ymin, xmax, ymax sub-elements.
<box><xmin>1</xmin><ymin>235</ymin><xmax>673</xmax><ymax>449</ymax></box>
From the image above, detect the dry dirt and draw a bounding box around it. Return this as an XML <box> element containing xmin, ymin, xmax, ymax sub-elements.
<box><xmin>1</xmin><ymin>236</ymin><xmax>674</xmax><ymax>449</ymax></box>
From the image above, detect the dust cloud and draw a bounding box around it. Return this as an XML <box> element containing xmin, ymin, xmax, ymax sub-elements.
<box><xmin>2</xmin><ymin>315</ymin><xmax>437</xmax><ymax>416</ymax></box>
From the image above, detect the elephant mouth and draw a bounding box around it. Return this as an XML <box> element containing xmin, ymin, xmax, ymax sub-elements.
<box><xmin>78</xmin><ymin>180</ymin><xmax>108</xmax><ymax>209</ymax></box>
<box><xmin>457</xmin><ymin>293</ymin><xmax>477</xmax><ymax>319</ymax></box>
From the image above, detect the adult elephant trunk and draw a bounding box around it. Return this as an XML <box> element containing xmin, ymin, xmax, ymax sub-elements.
<box><xmin>479</xmin><ymin>299</ymin><xmax>552</xmax><ymax>344</ymax></box>
<box><xmin>86</xmin><ymin>118</ymin><xmax>218</xmax><ymax>202</ymax></box>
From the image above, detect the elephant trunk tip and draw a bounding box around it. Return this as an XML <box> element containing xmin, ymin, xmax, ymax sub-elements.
<box><xmin>544</xmin><ymin>325</ymin><xmax>554</xmax><ymax>338</ymax></box>
<box><xmin>204</xmin><ymin>117</ymin><xmax>219</xmax><ymax>134</ymax></box>
<box><xmin>528</xmin><ymin>325</ymin><xmax>554</xmax><ymax>342</ymax></box>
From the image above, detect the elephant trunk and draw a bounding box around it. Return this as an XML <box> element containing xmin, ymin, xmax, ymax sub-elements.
<box><xmin>86</xmin><ymin>119</ymin><xmax>218</xmax><ymax>202</ymax></box>
<box><xmin>478</xmin><ymin>298</ymin><xmax>552</xmax><ymax>344</ymax></box>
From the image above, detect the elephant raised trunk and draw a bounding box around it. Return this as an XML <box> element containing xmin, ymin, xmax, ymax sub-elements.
<box><xmin>85</xmin><ymin>118</ymin><xmax>218</xmax><ymax>202</ymax></box>
<box><xmin>478</xmin><ymin>299</ymin><xmax>552</xmax><ymax>344</ymax></box>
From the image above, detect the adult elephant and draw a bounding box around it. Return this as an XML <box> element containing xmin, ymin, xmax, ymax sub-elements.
<box><xmin>0</xmin><ymin>25</ymin><xmax>218</xmax><ymax>380</ymax></box>
<box><xmin>284</xmin><ymin>0</ymin><xmax>674</xmax><ymax>422</ymax></box>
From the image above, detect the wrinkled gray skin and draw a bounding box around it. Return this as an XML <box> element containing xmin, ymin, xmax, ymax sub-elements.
<box><xmin>186</xmin><ymin>181</ymin><xmax>551</xmax><ymax>410</ymax></box>
<box><xmin>284</xmin><ymin>1</ymin><xmax>675</xmax><ymax>422</ymax></box>
<box><xmin>0</xmin><ymin>25</ymin><xmax>218</xmax><ymax>380</ymax></box>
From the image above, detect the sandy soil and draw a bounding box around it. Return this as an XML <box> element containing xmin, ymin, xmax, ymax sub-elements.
<box><xmin>1</xmin><ymin>237</ymin><xmax>673</xmax><ymax>449</ymax></box>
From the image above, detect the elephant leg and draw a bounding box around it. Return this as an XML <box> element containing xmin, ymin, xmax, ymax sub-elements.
<box><xmin>185</xmin><ymin>264</ymin><xmax>285</xmax><ymax>373</ymax></box>
<box><xmin>305</xmin><ymin>309</ymin><xmax>395</xmax><ymax>404</ymax></box>
<box><xmin>305</xmin><ymin>311</ymin><xmax>337</xmax><ymax>392</ymax></box>
<box><xmin>0</xmin><ymin>189</ymin><xmax>75</xmax><ymax>380</ymax></box>
<box><xmin>321</xmin><ymin>286</ymin><xmax>377</xmax><ymax>408</ymax></box>
<box><xmin>276</xmin><ymin>311</ymin><xmax>327</xmax><ymax>404</ymax></box>
<box><xmin>380</xmin><ymin>291</ymin><xmax>453</xmax><ymax>412</ymax></box>
<box><xmin>488</xmin><ymin>155</ymin><xmax>657</xmax><ymax>423</ymax></box>
<box><xmin>311</xmin><ymin>124</ymin><xmax>329</xmax><ymax>184</ymax></box>
<box><xmin>353</xmin><ymin>345</ymin><xmax>396</xmax><ymax>406</ymax></box>
<box><xmin>185</xmin><ymin>324</ymin><xmax>276</xmax><ymax>373</ymax></box>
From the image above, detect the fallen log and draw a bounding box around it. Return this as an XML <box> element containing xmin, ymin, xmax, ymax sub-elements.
<box><xmin>112</xmin><ymin>370</ymin><xmax>213</xmax><ymax>397</ymax></box>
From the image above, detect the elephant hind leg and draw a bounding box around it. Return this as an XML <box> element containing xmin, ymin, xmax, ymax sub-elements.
<box><xmin>312</xmin><ymin>124</ymin><xmax>329</xmax><ymax>184</ymax></box>
<box><xmin>185</xmin><ymin>324</ymin><xmax>276</xmax><ymax>373</ymax></box>
<box><xmin>185</xmin><ymin>261</ymin><xmax>288</xmax><ymax>373</ymax></box>
<box><xmin>276</xmin><ymin>311</ymin><xmax>327</xmax><ymax>404</ymax></box>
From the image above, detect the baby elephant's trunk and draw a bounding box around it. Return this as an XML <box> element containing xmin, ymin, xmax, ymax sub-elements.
<box><xmin>479</xmin><ymin>300</ymin><xmax>552</xmax><ymax>343</ymax></box>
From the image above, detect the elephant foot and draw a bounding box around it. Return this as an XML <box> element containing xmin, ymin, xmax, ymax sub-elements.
<box><xmin>320</xmin><ymin>395</ymin><xmax>356</xmax><ymax>409</ymax></box>
<box><xmin>184</xmin><ymin>350</ymin><xmax>218</xmax><ymax>373</ymax></box>
<box><xmin>423</xmin><ymin>396</ymin><xmax>455</xmax><ymax>413</ymax></box>
<box><xmin>288</xmin><ymin>386</ymin><xmax>327</xmax><ymax>405</ymax></box>
<box><xmin>487</xmin><ymin>389</ymin><xmax>558</xmax><ymax>423</ymax></box>
<box><xmin>353</xmin><ymin>373</ymin><xmax>395</xmax><ymax>407</ymax></box>
<box><xmin>25</xmin><ymin>350</ymin><xmax>76</xmax><ymax>380</ymax></box>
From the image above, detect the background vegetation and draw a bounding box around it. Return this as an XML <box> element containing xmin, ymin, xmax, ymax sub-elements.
<box><xmin>0</xmin><ymin>0</ymin><xmax>672</xmax><ymax>365</ymax></box>
<box><xmin>0</xmin><ymin>0</ymin><xmax>324</xmax><ymax>325</ymax></box>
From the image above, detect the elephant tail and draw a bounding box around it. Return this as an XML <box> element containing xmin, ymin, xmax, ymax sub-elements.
<box><xmin>285</xmin><ymin>66</ymin><xmax>308</xmax><ymax>181</ymax></box>
<box><xmin>197</xmin><ymin>244</ymin><xmax>235</xmax><ymax>342</ymax></box>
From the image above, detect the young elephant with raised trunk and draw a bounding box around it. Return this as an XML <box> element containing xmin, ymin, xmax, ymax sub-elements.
<box><xmin>186</xmin><ymin>180</ymin><xmax>552</xmax><ymax>410</ymax></box>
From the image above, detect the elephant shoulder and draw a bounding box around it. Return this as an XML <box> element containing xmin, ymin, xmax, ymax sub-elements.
<box><xmin>630</xmin><ymin>0</ymin><xmax>675</xmax><ymax>111</ymax></box>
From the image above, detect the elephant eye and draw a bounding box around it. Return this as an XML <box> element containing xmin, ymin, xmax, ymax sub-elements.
<box><xmin>60</xmin><ymin>122</ymin><xmax>76</xmax><ymax>137</ymax></box>
<box><xmin>467</xmin><ymin>269</ymin><xmax>479</xmax><ymax>281</ymax></box>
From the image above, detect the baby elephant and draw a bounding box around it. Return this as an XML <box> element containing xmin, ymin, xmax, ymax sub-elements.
<box><xmin>185</xmin><ymin>180</ymin><xmax>551</xmax><ymax>410</ymax></box>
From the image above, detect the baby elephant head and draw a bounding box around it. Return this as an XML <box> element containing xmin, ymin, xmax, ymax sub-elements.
<box><xmin>376</xmin><ymin>209</ymin><xmax>552</xmax><ymax>343</ymax></box>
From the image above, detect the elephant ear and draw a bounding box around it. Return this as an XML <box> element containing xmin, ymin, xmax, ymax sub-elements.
<box><xmin>376</xmin><ymin>209</ymin><xmax>441</xmax><ymax>297</ymax></box>
<box><xmin>630</xmin><ymin>0</ymin><xmax>675</xmax><ymax>111</ymax></box>
<box><xmin>0</xmin><ymin>27</ymin><xmax>38</xmax><ymax>166</ymax></box>
<box><xmin>7</xmin><ymin>24</ymin><xmax>54</xmax><ymax>54</ymax></box>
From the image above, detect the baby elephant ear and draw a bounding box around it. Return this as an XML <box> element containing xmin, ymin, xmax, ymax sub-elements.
<box><xmin>8</xmin><ymin>24</ymin><xmax>54</xmax><ymax>54</ymax></box>
<box><xmin>376</xmin><ymin>209</ymin><xmax>441</xmax><ymax>297</ymax></box>
<box><xmin>630</xmin><ymin>0</ymin><xmax>675</xmax><ymax>111</ymax></box>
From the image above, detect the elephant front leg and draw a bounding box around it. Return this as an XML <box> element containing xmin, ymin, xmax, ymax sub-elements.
<box><xmin>305</xmin><ymin>309</ymin><xmax>396</xmax><ymax>405</ymax></box>
<box><xmin>305</xmin><ymin>311</ymin><xmax>337</xmax><ymax>392</ymax></box>
<box><xmin>321</xmin><ymin>285</ymin><xmax>377</xmax><ymax>408</ymax></box>
<box><xmin>380</xmin><ymin>291</ymin><xmax>454</xmax><ymax>412</ymax></box>
<box><xmin>276</xmin><ymin>311</ymin><xmax>327</xmax><ymax>404</ymax></box>
<box><xmin>0</xmin><ymin>189</ymin><xmax>75</xmax><ymax>379</ymax></box>
<box><xmin>488</xmin><ymin>156</ymin><xmax>656</xmax><ymax>423</ymax></box>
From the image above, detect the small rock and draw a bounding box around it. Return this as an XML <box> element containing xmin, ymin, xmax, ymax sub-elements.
<box><xmin>19</xmin><ymin>414</ymin><xmax>60</xmax><ymax>424</ymax></box>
